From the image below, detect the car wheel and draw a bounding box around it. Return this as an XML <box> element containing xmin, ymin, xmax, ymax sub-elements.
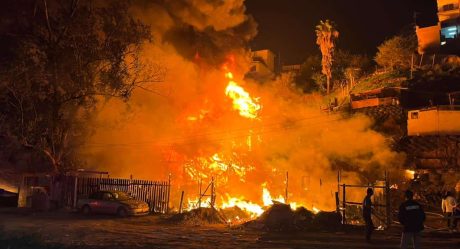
<box><xmin>117</xmin><ymin>207</ymin><xmax>128</xmax><ymax>218</ymax></box>
<box><xmin>81</xmin><ymin>205</ymin><xmax>91</xmax><ymax>215</ymax></box>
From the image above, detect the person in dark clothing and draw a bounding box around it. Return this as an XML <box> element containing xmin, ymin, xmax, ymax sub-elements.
<box><xmin>398</xmin><ymin>190</ymin><xmax>426</xmax><ymax>249</ymax></box>
<box><xmin>363</xmin><ymin>187</ymin><xmax>374</xmax><ymax>242</ymax></box>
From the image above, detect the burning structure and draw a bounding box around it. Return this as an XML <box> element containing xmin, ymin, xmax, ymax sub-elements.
<box><xmin>76</xmin><ymin>0</ymin><xmax>405</xmax><ymax>219</ymax></box>
<box><xmin>0</xmin><ymin>0</ymin><xmax>407</xmax><ymax>222</ymax></box>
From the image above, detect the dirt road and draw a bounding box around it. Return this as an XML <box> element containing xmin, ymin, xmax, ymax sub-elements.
<box><xmin>1</xmin><ymin>209</ymin><xmax>459</xmax><ymax>249</ymax></box>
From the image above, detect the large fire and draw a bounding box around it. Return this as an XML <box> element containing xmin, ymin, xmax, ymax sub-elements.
<box><xmin>84</xmin><ymin>51</ymin><xmax>401</xmax><ymax>220</ymax></box>
<box><xmin>179</xmin><ymin>66</ymin><xmax>317</xmax><ymax>220</ymax></box>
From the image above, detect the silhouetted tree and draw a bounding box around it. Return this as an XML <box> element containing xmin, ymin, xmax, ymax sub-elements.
<box><xmin>0</xmin><ymin>0</ymin><xmax>164</xmax><ymax>172</ymax></box>
<box><xmin>333</xmin><ymin>50</ymin><xmax>372</xmax><ymax>91</ymax></box>
<box><xmin>315</xmin><ymin>20</ymin><xmax>339</xmax><ymax>95</ymax></box>
<box><xmin>296</xmin><ymin>55</ymin><xmax>322</xmax><ymax>93</ymax></box>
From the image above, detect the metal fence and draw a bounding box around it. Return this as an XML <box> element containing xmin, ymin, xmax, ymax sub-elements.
<box><xmin>337</xmin><ymin>171</ymin><xmax>391</xmax><ymax>227</ymax></box>
<box><xmin>20</xmin><ymin>174</ymin><xmax>171</xmax><ymax>213</ymax></box>
<box><xmin>75</xmin><ymin>177</ymin><xmax>170</xmax><ymax>213</ymax></box>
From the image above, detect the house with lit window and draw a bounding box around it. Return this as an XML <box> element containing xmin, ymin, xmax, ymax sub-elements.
<box><xmin>402</xmin><ymin>90</ymin><xmax>460</xmax><ymax>169</ymax></box>
<box><xmin>416</xmin><ymin>0</ymin><xmax>460</xmax><ymax>54</ymax></box>
<box><xmin>408</xmin><ymin>105</ymin><xmax>460</xmax><ymax>136</ymax></box>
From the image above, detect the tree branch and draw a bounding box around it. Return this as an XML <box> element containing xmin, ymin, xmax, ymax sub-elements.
<box><xmin>42</xmin><ymin>0</ymin><xmax>54</xmax><ymax>41</ymax></box>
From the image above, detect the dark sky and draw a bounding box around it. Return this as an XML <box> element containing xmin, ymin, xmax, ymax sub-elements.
<box><xmin>245</xmin><ymin>0</ymin><xmax>415</xmax><ymax>65</ymax></box>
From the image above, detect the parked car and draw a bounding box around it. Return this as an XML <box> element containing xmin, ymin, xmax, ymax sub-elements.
<box><xmin>77</xmin><ymin>190</ymin><xmax>149</xmax><ymax>217</ymax></box>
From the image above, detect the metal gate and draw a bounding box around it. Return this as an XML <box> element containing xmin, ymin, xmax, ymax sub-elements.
<box><xmin>337</xmin><ymin>171</ymin><xmax>391</xmax><ymax>227</ymax></box>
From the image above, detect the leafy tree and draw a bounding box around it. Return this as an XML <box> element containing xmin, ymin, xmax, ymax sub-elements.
<box><xmin>375</xmin><ymin>34</ymin><xmax>417</xmax><ymax>71</ymax></box>
<box><xmin>296</xmin><ymin>55</ymin><xmax>322</xmax><ymax>93</ymax></box>
<box><xmin>333</xmin><ymin>50</ymin><xmax>372</xmax><ymax>90</ymax></box>
<box><xmin>315</xmin><ymin>20</ymin><xmax>339</xmax><ymax>95</ymax></box>
<box><xmin>0</xmin><ymin>0</ymin><xmax>163</xmax><ymax>172</ymax></box>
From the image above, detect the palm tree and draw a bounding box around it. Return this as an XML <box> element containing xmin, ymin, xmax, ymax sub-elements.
<box><xmin>315</xmin><ymin>20</ymin><xmax>339</xmax><ymax>95</ymax></box>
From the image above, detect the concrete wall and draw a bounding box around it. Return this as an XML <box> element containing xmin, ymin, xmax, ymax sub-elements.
<box><xmin>416</xmin><ymin>25</ymin><xmax>441</xmax><ymax>54</ymax></box>
<box><xmin>350</xmin><ymin>97</ymin><xmax>397</xmax><ymax>109</ymax></box>
<box><xmin>408</xmin><ymin>107</ymin><xmax>460</xmax><ymax>135</ymax></box>
<box><xmin>252</xmin><ymin>50</ymin><xmax>275</xmax><ymax>72</ymax></box>
<box><xmin>438</xmin><ymin>0</ymin><xmax>460</xmax><ymax>22</ymax></box>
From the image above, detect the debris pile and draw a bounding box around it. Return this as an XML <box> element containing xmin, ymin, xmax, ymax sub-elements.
<box><xmin>244</xmin><ymin>203</ymin><xmax>342</xmax><ymax>231</ymax></box>
<box><xmin>220</xmin><ymin>206</ymin><xmax>251</xmax><ymax>222</ymax></box>
<box><xmin>293</xmin><ymin>206</ymin><xmax>315</xmax><ymax>229</ymax></box>
<box><xmin>164</xmin><ymin>208</ymin><xmax>226</xmax><ymax>225</ymax></box>
<box><xmin>258</xmin><ymin>203</ymin><xmax>294</xmax><ymax>231</ymax></box>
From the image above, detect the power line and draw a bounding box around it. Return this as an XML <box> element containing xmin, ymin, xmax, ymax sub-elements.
<box><xmin>83</xmin><ymin>114</ymin><xmax>352</xmax><ymax>149</ymax></box>
<box><xmin>84</xmin><ymin>113</ymin><xmax>340</xmax><ymax>147</ymax></box>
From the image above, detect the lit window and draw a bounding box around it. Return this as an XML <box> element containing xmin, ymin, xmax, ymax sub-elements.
<box><xmin>441</xmin><ymin>25</ymin><xmax>458</xmax><ymax>39</ymax></box>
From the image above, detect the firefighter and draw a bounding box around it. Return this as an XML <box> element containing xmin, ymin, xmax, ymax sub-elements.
<box><xmin>363</xmin><ymin>187</ymin><xmax>374</xmax><ymax>242</ymax></box>
<box><xmin>398</xmin><ymin>190</ymin><xmax>426</xmax><ymax>249</ymax></box>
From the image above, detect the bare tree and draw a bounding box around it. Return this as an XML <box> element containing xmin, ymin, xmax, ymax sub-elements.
<box><xmin>315</xmin><ymin>20</ymin><xmax>339</xmax><ymax>95</ymax></box>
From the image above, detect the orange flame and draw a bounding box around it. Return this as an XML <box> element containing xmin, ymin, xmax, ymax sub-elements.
<box><xmin>224</xmin><ymin>71</ymin><xmax>261</xmax><ymax>119</ymax></box>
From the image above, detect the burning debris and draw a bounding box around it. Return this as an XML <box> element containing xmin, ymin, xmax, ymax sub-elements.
<box><xmin>165</xmin><ymin>208</ymin><xmax>226</xmax><ymax>225</ymax></box>
<box><xmin>220</xmin><ymin>206</ymin><xmax>251</xmax><ymax>223</ymax></box>
<box><xmin>242</xmin><ymin>203</ymin><xmax>342</xmax><ymax>232</ymax></box>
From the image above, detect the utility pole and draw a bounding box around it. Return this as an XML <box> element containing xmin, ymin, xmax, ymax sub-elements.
<box><xmin>410</xmin><ymin>54</ymin><xmax>414</xmax><ymax>79</ymax></box>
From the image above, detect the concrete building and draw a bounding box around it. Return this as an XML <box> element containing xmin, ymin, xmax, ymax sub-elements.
<box><xmin>247</xmin><ymin>49</ymin><xmax>276</xmax><ymax>81</ymax></box>
<box><xmin>416</xmin><ymin>0</ymin><xmax>460</xmax><ymax>53</ymax></box>
<box><xmin>281</xmin><ymin>64</ymin><xmax>301</xmax><ymax>75</ymax></box>
<box><xmin>408</xmin><ymin>105</ymin><xmax>460</xmax><ymax>136</ymax></box>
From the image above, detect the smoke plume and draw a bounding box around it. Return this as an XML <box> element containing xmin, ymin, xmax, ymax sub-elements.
<box><xmin>80</xmin><ymin>1</ymin><xmax>404</xmax><ymax>210</ymax></box>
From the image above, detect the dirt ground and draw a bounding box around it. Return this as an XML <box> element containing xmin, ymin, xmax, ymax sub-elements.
<box><xmin>1</xmin><ymin>208</ymin><xmax>459</xmax><ymax>249</ymax></box>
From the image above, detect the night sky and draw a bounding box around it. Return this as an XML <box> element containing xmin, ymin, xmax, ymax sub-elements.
<box><xmin>246</xmin><ymin>0</ymin><xmax>416</xmax><ymax>64</ymax></box>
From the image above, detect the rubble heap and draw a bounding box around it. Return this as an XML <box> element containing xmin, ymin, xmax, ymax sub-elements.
<box><xmin>164</xmin><ymin>208</ymin><xmax>226</xmax><ymax>225</ymax></box>
<box><xmin>244</xmin><ymin>203</ymin><xmax>342</xmax><ymax>231</ymax></box>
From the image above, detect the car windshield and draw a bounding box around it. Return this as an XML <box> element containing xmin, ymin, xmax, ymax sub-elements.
<box><xmin>112</xmin><ymin>192</ymin><xmax>132</xmax><ymax>201</ymax></box>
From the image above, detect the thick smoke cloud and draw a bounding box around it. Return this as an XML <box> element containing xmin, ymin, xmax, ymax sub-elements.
<box><xmin>134</xmin><ymin>0</ymin><xmax>257</xmax><ymax>65</ymax></box>
<box><xmin>80</xmin><ymin>1</ymin><xmax>405</xmax><ymax>211</ymax></box>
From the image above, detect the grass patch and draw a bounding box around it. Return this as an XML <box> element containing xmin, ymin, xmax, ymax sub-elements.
<box><xmin>352</xmin><ymin>71</ymin><xmax>407</xmax><ymax>93</ymax></box>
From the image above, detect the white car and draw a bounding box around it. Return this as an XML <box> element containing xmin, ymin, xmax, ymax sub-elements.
<box><xmin>77</xmin><ymin>190</ymin><xmax>149</xmax><ymax>217</ymax></box>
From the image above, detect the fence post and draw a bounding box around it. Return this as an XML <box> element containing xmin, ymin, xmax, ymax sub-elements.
<box><xmin>335</xmin><ymin>192</ymin><xmax>340</xmax><ymax>212</ymax></box>
<box><xmin>342</xmin><ymin>184</ymin><xmax>346</xmax><ymax>225</ymax></box>
<box><xmin>179</xmin><ymin>190</ymin><xmax>184</xmax><ymax>213</ymax></box>
<box><xmin>211</xmin><ymin>177</ymin><xmax>215</xmax><ymax>208</ymax></box>
<box><xmin>167</xmin><ymin>174</ymin><xmax>171</xmax><ymax>213</ymax></box>
<box><xmin>385</xmin><ymin>171</ymin><xmax>391</xmax><ymax>227</ymax></box>
<box><xmin>73</xmin><ymin>176</ymin><xmax>78</xmax><ymax>208</ymax></box>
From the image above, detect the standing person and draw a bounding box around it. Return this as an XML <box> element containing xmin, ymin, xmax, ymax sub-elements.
<box><xmin>442</xmin><ymin>191</ymin><xmax>458</xmax><ymax>232</ymax></box>
<box><xmin>398</xmin><ymin>190</ymin><xmax>426</xmax><ymax>249</ymax></box>
<box><xmin>363</xmin><ymin>187</ymin><xmax>374</xmax><ymax>242</ymax></box>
